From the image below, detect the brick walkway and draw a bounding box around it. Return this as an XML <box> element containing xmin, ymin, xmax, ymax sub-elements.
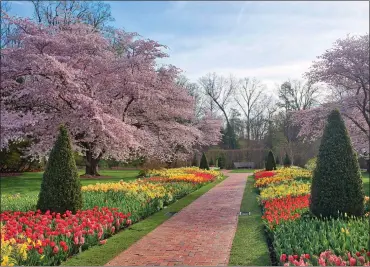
<box><xmin>105</xmin><ymin>171</ymin><xmax>248</xmax><ymax>266</ymax></box>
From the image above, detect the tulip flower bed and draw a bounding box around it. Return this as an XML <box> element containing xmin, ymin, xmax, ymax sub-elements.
<box><xmin>1</xmin><ymin>207</ymin><xmax>131</xmax><ymax>266</ymax></box>
<box><xmin>1</xmin><ymin>167</ymin><xmax>221</xmax><ymax>266</ymax></box>
<box><xmin>254</xmin><ymin>168</ymin><xmax>370</xmax><ymax>266</ymax></box>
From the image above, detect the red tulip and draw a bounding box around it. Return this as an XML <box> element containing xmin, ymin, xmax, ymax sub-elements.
<box><xmin>349</xmin><ymin>258</ymin><xmax>356</xmax><ymax>266</ymax></box>
<box><xmin>53</xmin><ymin>246</ymin><xmax>59</xmax><ymax>254</ymax></box>
<box><xmin>280</xmin><ymin>254</ymin><xmax>287</xmax><ymax>262</ymax></box>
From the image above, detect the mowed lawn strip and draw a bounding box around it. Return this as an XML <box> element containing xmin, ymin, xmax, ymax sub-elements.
<box><xmin>363</xmin><ymin>171</ymin><xmax>369</xmax><ymax>196</ymax></box>
<box><xmin>229</xmin><ymin>174</ymin><xmax>271</xmax><ymax>266</ymax></box>
<box><xmin>0</xmin><ymin>170</ymin><xmax>140</xmax><ymax>195</ymax></box>
<box><xmin>62</xmin><ymin>176</ymin><xmax>226</xmax><ymax>266</ymax></box>
<box><xmin>230</xmin><ymin>169</ymin><xmax>256</xmax><ymax>173</ymax></box>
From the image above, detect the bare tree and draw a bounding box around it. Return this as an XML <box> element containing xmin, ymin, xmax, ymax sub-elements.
<box><xmin>234</xmin><ymin>77</ymin><xmax>268</xmax><ymax>141</ymax></box>
<box><xmin>30</xmin><ymin>0</ymin><xmax>114</xmax><ymax>29</ymax></box>
<box><xmin>199</xmin><ymin>73</ymin><xmax>236</xmax><ymax>128</ymax></box>
<box><xmin>250</xmin><ymin>98</ymin><xmax>277</xmax><ymax>140</ymax></box>
<box><xmin>278</xmin><ymin>79</ymin><xmax>320</xmax><ymax>111</ymax></box>
<box><xmin>1</xmin><ymin>1</ymin><xmax>13</xmax><ymax>48</ymax></box>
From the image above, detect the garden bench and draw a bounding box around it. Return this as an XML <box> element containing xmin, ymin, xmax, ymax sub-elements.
<box><xmin>233</xmin><ymin>162</ymin><xmax>255</xmax><ymax>169</ymax></box>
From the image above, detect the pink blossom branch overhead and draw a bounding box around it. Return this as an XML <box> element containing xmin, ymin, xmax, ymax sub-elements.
<box><xmin>0</xmin><ymin>14</ymin><xmax>221</xmax><ymax>164</ymax></box>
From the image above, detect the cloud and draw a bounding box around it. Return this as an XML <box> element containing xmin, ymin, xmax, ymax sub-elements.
<box><xmin>157</xmin><ymin>1</ymin><xmax>369</xmax><ymax>92</ymax></box>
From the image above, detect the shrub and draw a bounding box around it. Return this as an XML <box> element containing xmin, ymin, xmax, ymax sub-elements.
<box><xmin>265</xmin><ymin>150</ymin><xmax>277</xmax><ymax>171</ymax></box>
<box><xmin>209</xmin><ymin>157</ymin><xmax>214</xmax><ymax>166</ymax></box>
<box><xmin>218</xmin><ymin>153</ymin><xmax>226</xmax><ymax>169</ymax></box>
<box><xmin>310</xmin><ymin>110</ymin><xmax>364</xmax><ymax>218</ymax></box>
<box><xmin>304</xmin><ymin>157</ymin><xmax>317</xmax><ymax>171</ymax></box>
<box><xmin>199</xmin><ymin>152</ymin><xmax>209</xmax><ymax>170</ymax></box>
<box><xmin>283</xmin><ymin>152</ymin><xmax>292</xmax><ymax>167</ymax></box>
<box><xmin>37</xmin><ymin>125</ymin><xmax>82</xmax><ymax>213</ymax></box>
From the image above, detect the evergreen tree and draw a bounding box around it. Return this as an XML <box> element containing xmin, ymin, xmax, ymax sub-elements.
<box><xmin>283</xmin><ymin>152</ymin><xmax>292</xmax><ymax>167</ymax></box>
<box><xmin>218</xmin><ymin>153</ymin><xmax>226</xmax><ymax>169</ymax></box>
<box><xmin>310</xmin><ymin>110</ymin><xmax>364</xmax><ymax>218</ymax></box>
<box><xmin>265</xmin><ymin>150</ymin><xmax>276</xmax><ymax>171</ymax></box>
<box><xmin>199</xmin><ymin>152</ymin><xmax>210</xmax><ymax>170</ymax></box>
<box><xmin>37</xmin><ymin>125</ymin><xmax>82</xmax><ymax>213</ymax></box>
<box><xmin>209</xmin><ymin>157</ymin><xmax>214</xmax><ymax>166</ymax></box>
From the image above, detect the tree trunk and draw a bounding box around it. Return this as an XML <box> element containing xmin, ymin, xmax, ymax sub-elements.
<box><xmin>85</xmin><ymin>150</ymin><xmax>100</xmax><ymax>176</ymax></box>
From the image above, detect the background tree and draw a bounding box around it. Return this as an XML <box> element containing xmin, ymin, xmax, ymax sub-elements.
<box><xmin>0</xmin><ymin>16</ymin><xmax>221</xmax><ymax>175</ymax></box>
<box><xmin>278</xmin><ymin>80</ymin><xmax>320</xmax><ymax>111</ymax></box>
<box><xmin>234</xmin><ymin>77</ymin><xmax>268</xmax><ymax>141</ymax></box>
<box><xmin>292</xmin><ymin>34</ymin><xmax>369</xmax><ymax>171</ymax></box>
<box><xmin>31</xmin><ymin>0</ymin><xmax>114</xmax><ymax>29</ymax></box>
<box><xmin>37</xmin><ymin>125</ymin><xmax>82</xmax><ymax>213</ymax></box>
<box><xmin>310</xmin><ymin>110</ymin><xmax>364</xmax><ymax>218</ymax></box>
<box><xmin>199</xmin><ymin>73</ymin><xmax>237</xmax><ymax>149</ymax></box>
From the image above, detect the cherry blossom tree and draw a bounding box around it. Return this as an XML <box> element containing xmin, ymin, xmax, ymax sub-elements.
<box><xmin>291</xmin><ymin>34</ymin><xmax>369</xmax><ymax>171</ymax></box>
<box><xmin>1</xmin><ymin>15</ymin><xmax>221</xmax><ymax>175</ymax></box>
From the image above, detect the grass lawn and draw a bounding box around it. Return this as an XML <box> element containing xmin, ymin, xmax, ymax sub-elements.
<box><xmin>0</xmin><ymin>170</ymin><xmax>139</xmax><ymax>195</ymax></box>
<box><xmin>229</xmin><ymin>174</ymin><xmax>270</xmax><ymax>266</ymax></box>
<box><xmin>362</xmin><ymin>171</ymin><xmax>369</xmax><ymax>196</ymax></box>
<box><xmin>230</xmin><ymin>169</ymin><xmax>256</xmax><ymax>173</ymax></box>
<box><xmin>62</xmin><ymin>176</ymin><xmax>226</xmax><ymax>266</ymax></box>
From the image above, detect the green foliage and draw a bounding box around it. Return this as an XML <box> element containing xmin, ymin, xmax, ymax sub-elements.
<box><xmin>1</xmin><ymin>193</ymin><xmax>38</xmax><ymax>212</ymax></box>
<box><xmin>283</xmin><ymin>152</ymin><xmax>292</xmax><ymax>167</ymax></box>
<box><xmin>217</xmin><ymin>153</ymin><xmax>226</xmax><ymax>169</ymax></box>
<box><xmin>265</xmin><ymin>150</ymin><xmax>276</xmax><ymax>171</ymax></box>
<box><xmin>199</xmin><ymin>152</ymin><xmax>209</xmax><ymax>170</ymax></box>
<box><xmin>272</xmin><ymin>217</ymin><xmax>369</xmax><ymax>263</ymax></box>
<box><xmin>0</xmin><ymin>140</ymin><xmax>43</xmax><ymax>172</ymax></box>
<box><xmin>209</xmin><ymin>157</ymin><xmax>214</xmax><ymax>166</ymax></box>
<box><xmin>304</xmin><ymin>157</ymin><xmax>317</xmax><ymax>171</ymax></box>
<box><xmin>83</xmin><ymin>182</ymin><xmax>201</xmax><ymax>223</ymax></box>
<box><xmin>310</xmin><ymin>110</ymin><xmax>364</xmax><ymax>218</ymax></box>
<box><xmin>191</xmin><ymin>154</ymin><xmax>198</xmax><ymax>167</ymax></box>
<box><xmin>37</xmin><ymin>125</ymin><xmax>82</xmax><ymax>213</ymax></box>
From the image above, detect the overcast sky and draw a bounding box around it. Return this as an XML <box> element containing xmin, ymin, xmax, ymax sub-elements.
<box><xmin>8</xmin><ymin>1</ymin><xmax>370</xmax><ymax>92</ymax></box>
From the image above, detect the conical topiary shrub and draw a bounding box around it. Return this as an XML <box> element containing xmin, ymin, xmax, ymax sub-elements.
<box><xmin>37</xmin><ymin>125</ymin><xmax>82</xmax><ymax>213</ymax></box>
<box><xmin>218</xmin><ymin>153</ymin><xmax>226</xmax><ymax>169</ymax></box>
<box><xmin>283</xmin><ymin>152</ymin><xmax>292</xmax><ymax>167</ymax></box>
<box><xmin>310</xmin><ymin>110</ymin><xmax>364</xmax><ymax>218</ymax></box>
<box><xmin>199</xmin><ymin>152</ymin><xmax>209</xmax><ymax>170</ymax></box>
<box><xmin>265</xmin><ymin>150</ymin><xmax>276</xmax><ymax>171</ymax></box>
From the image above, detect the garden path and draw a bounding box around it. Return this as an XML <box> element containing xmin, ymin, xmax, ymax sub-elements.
<box><xmin>105</xmin><ymin>171</ymin><xmax>248</xmax><ymax>266</ymax></box>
